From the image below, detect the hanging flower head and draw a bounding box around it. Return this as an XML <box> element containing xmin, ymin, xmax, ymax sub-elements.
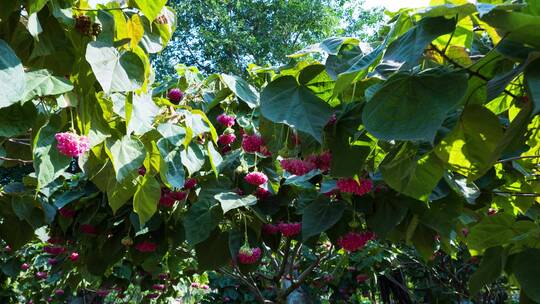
<box><xmin>135</xmin><ymin>241</ymin><xmax>157</xmax><ymax>253</ymax></box>
<box><xmin>55</xmin><ymin>132</ymin><xmax>89</xmax><ymax>157</ymax></box>
<box><xmin>280</xmin><ymin>159</ymin><xmax>316</xmax><ymax>176</ymax></box>
<box><xmin>241</xmin><ymin>134</ymin><xmax>264</xmax><ymax>153</ymax></box>
<box><xmin>216</xmin><ymin>113</ymin><xmax>236</xmax><ymax>127</ymax></box>
<box><xmin>244</xmin><ymin>172</ymin><xmax>268</xmax><ymax>186</ymax></box>
<box><xmin>218</xmin><ymin>133</ymin><xmax>236</xmax><ymax>146</ymax></box>
<box><xmin>183</xmin><ymin>178</ymin><xmax>198</xmax><ymax>190</ymax></box>
<box><xmin>336</xmin><ymin>178</ymin><xmax>372</xmax><ymax>196</ymax></box>
<box><xmin>237</xmin><ymin>245</ymin><xmax>262</xmax><ymax>264</ymax></box>
<box><xmin>337</xmin><ymin>231</ymin><xmax>374</xmax><ymax>252</ymax></box>
<box><xmin>278</xmin><ymin>222</ymin><xmax>302</xmax><ymax>237</ymax></box>
<box><xmin>167</xmin><ymin>88</ymin><xmax>184</xmax><ymax>104</ymax></box>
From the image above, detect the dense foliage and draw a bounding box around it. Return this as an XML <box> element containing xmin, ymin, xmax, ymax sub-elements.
<box><xmin>1</xmin><ymin>0</ymin><xmax>540</xmax><ymax>303</ymax></box>
<box><xmin>152</xmin><ymin>0</ymin><xmax>384</xmax><ymax>78</ymax></box>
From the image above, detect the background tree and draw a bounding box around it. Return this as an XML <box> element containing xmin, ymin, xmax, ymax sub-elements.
<box><xmin>152</xmin><ymin>0</ymin><xmax>384</xmax><ymax>78</ymax></box>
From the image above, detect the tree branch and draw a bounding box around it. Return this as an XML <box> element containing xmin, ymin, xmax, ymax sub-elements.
<box><xmin>274</xmin><ymin>237</ymin><xmax>292</xmax><ymax>283</ymax></box>
<box><xmin>496</xmin><ymin>155</ymin><xmax>540</xmax><ymax>163</ymax></box>
<box><xmin>0</xmin><ymin>156</ymin><xmax>33</xmax><ymax>164</ymax></box>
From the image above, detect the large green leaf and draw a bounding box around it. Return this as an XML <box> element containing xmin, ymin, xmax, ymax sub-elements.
<box><xmin>157</xmin><ymin>138</ymin><xmax>185</xmax><ymax>189</ymax></box>
<box><xmin>25</xmin><ymin>0</ymin><xmax>48</xmax><ymax>14</ymax></box>
<box><xmin>260</xmin><ymin>76</ymin><xmax>333</xmax><ymax>143</ymax></box>
<box><xmin>107</xmin><ymin>136</ymin><xmax>146</xmax><ymax>182</ymax></box>
<box><xmin>195</xmin><ymin>229</ymin><xmax>230</xmax><ymax>271</ymax></box>
<box><xmin>107</xmin><ymin>173</ymin><xmax>137</xmax><ymax>213</ymax></box>
<box><xmin>130</xmin><ymin>0</ymin><xmax>167</xmax><ymax>23</ymax></box>
<box><xmin>467</xmin><ymin>214</ymin><xmax>537</xmax><ymax>251</ymax></box>
<box><xmin>525</xmin><ymin>58</ymin><xmax>540</xmax><ymax>115</ymax></box>
<box><xmin>469</xmin><ymin>246</ymin><xmax>505</xmax><ymax>294</ymax></box>
<box><xmin>22</xmin><ymin>69</ymin><xmax>73</xmax><ymax>101</ymax></box>
<box><xmin>180</xmin><ymin>143</ymin><xmax>205</xmax><ymax>176</ymax></box>
<box><xmin>220</xmin><ymin>74</ymin><xmax>259</xmax><ymax>108</ymax></box>
<box><xmin>0</xmin><ymin>102</ymin><xmax>36</xmax><ymax>137</ymax></box>
<box><xmin>511</xmin><ymin>248</ymin><xmax>540</xmax><ymax>302</ymax></box>
<box><xmin>435</xmin><ymin>105</ymin><xmax>503</xmax><ymax>181</ymax></box>
<box><xmin>376</xmin><ymin>16</ymin><xmax>456</xmax><ymax>74</ymax></box>
<box><xmin>362</xmin><ymin>69</ymin><xmax>468</xmax><ymax>142</ymax></box>
<box><xmin>481</xmin><ymin>8</ymin><xmax>540</xmax><ymax>49</ymax></box>
<box><xmin>183</xmin><ymin>177</ymin><xmax>231</xmax><ymax>245</ymax></box>
<box><xmin>0</xmin><ymin>39</ymin><xmax>25</xmax><ymax>108</ymax></box>
<box><xmin>381</xmin><ymin>144</ymin><xmax>444</xmax><ymax>201</ymax></box>
<box><xmin>301</xmin><ymin>197</ymin><xmax>345</xmax><ymax>241</ymax></box>
<box><xmin>33</xmin><ymin>117</ymin><xmax>71</xmax><ymax>192</ymax></box>
<box><xmin>127</xmin><ymin>92</ymin><xmax>159</xmax><ymax>135</ymax></box>
<box><xmin>132</xmin><ymin>175</ymin><xmax>160</xmax><ymax>226</ymax></box>
<box><xmin>214</xmin><ymin>192</ymin><xmax>257</xmax><ymax>214</ymax></box>
<box><xmin>85</xmin><ymin>41</ymin><xmax>145</xmax><ymax>94</ymax></box>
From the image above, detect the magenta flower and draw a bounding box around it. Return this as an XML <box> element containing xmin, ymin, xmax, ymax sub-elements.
<box><xmin>278</xmin><ymin>222</ymin><xmax>302</xmax><ymax>237</ymax></box>
<box><xmin>146</xmin><ymin>293</ymin><xmax>159</xmax><ymax>299</ymax></box>
<box><xmin>262</xmin><ymin>224</ymin><xmax>279</xmax><ymax>235</ymax></box>
<box><xmin>69</xmin><ymin>252</ymin><xmax>79</xmax><ymax>262</ymax></box>
<box><xmin>138</xmin><ymin>166</ymin><xmax>147</xmax><ymax>176</ymax></box>
<box><xmin>218</xmin><ymin>133</ymin><xmax>236</xmax><ymax>146</ymax></box>
<box><xmin>244</xmin><ymin>172</ymin><xmax>268</xmax><ymax>186</ymax></box>
<box><xmin>43</xmin><ymin>245</ymin><xmax>65</xmax><ymax>255</ymax></box>
<box><xmin>336</xmin><ymin>178</ymin><xmax>372</xmax><ymax>196</ymax></box>
<box><xmin>356</xmin><ymin>274</ymin><xmax>369</xmax><ymax>283</ymax></box>
<box><xmin>54</xmin><ymin>289</ymin><xmax>65</xmax><ymax>296</ymax></box>
<box><xmin>237</xmin><ymin>246</ymin><xmax>262</xmax><ymax>264</ymax></box>
<box><xmin>280</xmin><ymin>158</ymin><xmax>316</xmax><ymax>176</ymax></box>
<box><xmin>241</xmin><ymin>134</ymin><xmax>264</xmax><ymax>153</ymax></box>
<box><xmin>135</xmin><ymin>241</ymin><xmax>157</xmax><ymax>253</ymax></box>
<box><xmin>20</xmin><ymin>263</ymin><xmax>30</xmax><ymax>271</ymax></box>
<box><xmin>36</xmin><ymin>271</ymin><xmax>48</xmax><ymax>280</ymax></box>
<box><xmin>216</xmin><ymin>113</ymin><xmax>236</xmax><ymax>127</ymax></box>
<box><xmin>47</xmin><ymin>258</ymin><xmax>58</xmax><ymax>265</ymax></box>
<box><xmin>152</xmin><ymin>284</ymin><xmax>166</xmax><ymax>291</ymax></box>
<box><xmin>55</xmin><ymin>132</ymin><xmax>90</xmax><ymax>157</ymax></box>
<box><xmin>337</xmin><ymin>231</ymin><xmax>374</xmax><ymax>252</ymax></box>
<box><xmin>58</xmin><ymin>207</ymin><xmax>76</xmax><ymax>218</ymax></box>
<box><xmin>168</xmin><ymin>88</ymin><xmax>184</xmax><ymax>104</ymax></box>
<box><xmin>183</xmin><ymin>178</ymin><xmax>197</xmax><ymax>190</ymax></box>
<box><xmin>306</xmin><ymin>151</ymin><xmax>332</xmax><ymax>172</ymax></box>
<box><xmin>255</xmin><ymin>187</ymin><xmax>271</xmax><ymax>200</ymax></box>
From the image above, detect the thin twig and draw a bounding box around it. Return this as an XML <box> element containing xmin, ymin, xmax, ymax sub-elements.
<box><xmin>274</xmin><ymin>238</ymin><xmax>292</xmax><ymax>282</ymax></box>
<box><xmin>496</xmin><ymin>155</ymin><xmax>540</xmax><ymax>163</ymax></box>
<box><xmin>73</xmin><ymin>7</ymin><xmax>127</xmax><ymax>12</ymax></box>
<box><xmin>491</xmin><ymin>191</ymin><xmax>540</xmax><ymax>197</ymax></box>
<box><xmin>0</xmin><ymin>156</ymin><xmax>33</xmax><ymax>164</ymax></box>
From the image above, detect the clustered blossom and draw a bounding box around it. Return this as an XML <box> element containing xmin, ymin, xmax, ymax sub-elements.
<box><xmin>241</xmin><ymin>134</ymin><xmax>264</xmax><ymax>153</ymax></box>
<box><xmin>262</xmin><ymin>224</ymin><xmax>280</xmax><ymax>235</ymax></box>
<box><xmin>20</xmin><ymin>263</ymin><xmax>30</xmax><ymax>271</ymax></box>
<box><xmin>152</xmin><ymin>284</ymin><xmax>166</xmax><ymax>291</ymax></box>
<box><xmin>218</xmin><ymin>133</ymin><xmax>236</xmax><ymax>146</ymax></box>
<box><xmin>167</xmin><ymin>88</ymin><xmax>184</xmax><ymax>103</ymax></box>
<box><xmin>36</xmin><ymin>271</ymin><xmax>48</xmax><ymax>280</ymax></box>
<box><xmin>69</xmin><ymin>252</ymin><xmax>79</xmax><ymax>262</ymax></box>
<box><xmin>280</xmin><ymin>159</ymin><xmax>316</xmax><ymax>176</ymax></box>
<box><xmin>135</xmin><ymin>241</ymin><xmax>157</xmax><ymax>253</ymax></box>
<box><xmin>58</xmin><ymin>207</ymin><xmax>76</xmax><ymax>218</ymax></box>
<box><xmin>336</xmin><ymin>178</ymin><xmax>372</xmax><ymax>196</ymax></box>
<box><xmin>138</xmin><ymin>166</ymin><xmax>147</xmax><ymax>176</ymax></box>
<box><xmin>337</xmin><ymin>231</ymin><xmax>375</xmax><ymax>252</ymax></box>
<box><xmin>244</xmin><ymin>172</ymin><xmax>268</xmax><ymax>186</ymax></box>
<box><xmin>43</xmin><ymin>245</ymin><xmax>66</xmax><ymax>255</ymax></box>
<box><xmin>237</xmin><ymin>246</ymin><xmax>262</xmax><ymax>264</ymax></box>
<box><xmin>160</xmin><ymin>189</ymin><xmax>187</xmax><ymax>207</ymax></box>
<box><xmin>55</xmin><ymin>289</ymin><xmax>65</xmax><ymax>296</ymax></box>
<box><xmin>306</xmin><ymin>151</ymin><xmax>332</xmax><ymax>172</ymax></box>
<box><xmin>55</xmin><ymin>132</ymin><xmax>89</xmax><ymax>157</ymax></box>
<box><xmin>183</xmin><ymin>178</ymin><xmax>197</xmax><ymax>190</ymax></box>
<box><xmin>278</xmin><ymin>222</ymin><xmax>302</xmax><ymax>237</ymax></box>
<box><xmin>80</xmin><ymin>224</ymin><xmax>98</xmax><ymax>235</ymax></box>
<box><xmin>216</xmin><ymin>113</ymin><xmax>236</xmax><ymax>127</ymax></box>
<box><xmin>255</xmin><ymin>187</ymin><xmax>271</xmax><ymax>200</ymax></box>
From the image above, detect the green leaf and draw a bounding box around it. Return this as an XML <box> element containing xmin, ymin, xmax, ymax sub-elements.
<box><xmin>381</xmin><ymin>144</ymin><xmax>443</xmax><ymax>201</ymax></box>
<box><xmin>27</xmin><ymin>13</ymin><xmax>43</xmax><ymax>38</ymax></box>
<box><xmin>85</xmin><ymin>41</ymin><xmax>145</xmax><ymax>94</ymax></box>
<box><xmin>127</xmin><ymin>92</ymin><xmax>159</xmax><ymax>135</ymax></box>
<box><xmin>25</xmin><ymin>0</ymin><xmax>48</xmax><ymax>14</ymax></box>
<box><xmin>220</xmin><ymin>74</ymin><xmax>259</xmax><ymax>108</ymax></box>
<box><xmin>0</xmin><ymin>39</ymin><xmax>25</xmax><ymax>108</ymax></box>
<box><xmin>367</xmin><ymin>195</ymin><xmax>409</xmax><ymax>238</ymax></box>
<box><xmin>157</xmin><ymin>138</ymin><xmax>185</xmax><ymax>189</ymax></box>
<box><xmin>180</xmin><ymin>143</ymin><xmax>205</xmax><ymax>176</ymax></box>
<box><xmin>195</xmin><ymin>229</ymin><xmax>230</xmax><ymax>271</ymax></box>
<box><xmin>435</xmin><ymin>105</ymin><xmax>503</xmax><ymax>180</ymax></box>
<box><xmin>362</xmin><ymin>69</ymin><xmax>468</xmax><ymax>142</ymax></box>
<box><xmin>107</xmin><ymin>174</ymin><xmax>137</xmax><ymax>213</ymax></box>
<box><xmin>206</xmin><ymin>142</ymin><xmax>222</xmax><ymax>177</ymax></box>
<box><xmin>184</xmin><ymin>177</ymin><xmax>231</xmax><ymax>245</ymax></box>
<box><xmin>481</xmin><ymin>8</ymin><xmax>540</xmax><ymax>49</ymax></box>
<box><xmin>469</xmin><ymin>246</ymin><xmax>505</xmax><ymax>294</ymax></box>
<box><xmin>130</xmin><ymin>0</ymin><xmax>167</xmax><ymax>23</ymax></box>
<box><xmin>133</xmin><ymin>175</ymin><xmax>160</xmax><ymax>226</ymax></box>
<box><xmin>107</xmin><ymin>135</ymin><xmax>146</xmax><ymax>182</ymax></box>
<box><xmin>511</xmin><ymin>248</ymin><xmax>540</xmax><ymax>302</ymax></box>
<box><xmin>525</xmin><ymin>58</ymin><xmax>540</xmax><ymax>115</ymax></box>
<box><xmin>0</xmin><ymin>102</ymin><xmax>36</xmax><ymax>137</ymax></box>
<box><xmin>376</xmin><ymin>16</ymin><xmax>456</xmax><ymax>74</ymax></box>
<box><xmin>301</xmin><ymin>197</ymin><xmax>345</xmax><ymax>241</ymax></box>
<box><xmin>214</xmin><ymin>192</ymin><xmax>257</xmax><ymax>214</ymax></box>
<box><xmin>0</xmin><ymin>214</ymin><xmax>34</xmax><ymax>250</ymax></box>
<box><xmin>33</xmin><ymin>117</ymin><xmax>71</xmax><ymax>192</ymax></box>
<box><xmin>22</xmin><ymin>69</ymin><xmax>73</xmax><ymax>101</ymax></box>
<box><xmin>260</xmin><ymin>76</ymin><xmax>333</xmax><ymax>143</ymax></box>
<box><xmin>467</xmin><ymin>214</ymin><xmax>536</xmax><ymax>251</ymax></box>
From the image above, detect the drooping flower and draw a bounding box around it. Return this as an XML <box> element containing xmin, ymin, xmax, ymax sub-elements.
<box><xmin>237</xmin><ymin>245</ymin><xmax>262</xmax><ymax>264</ymax></box>
<box><xmin>138</xmin><ymin>166</ymin><xmax>147</xmax><ymax>176</ymax></box>
<box><xmin>278</xmin><ymin>222</ymin><xmax>302</xmax><ymax>237</ymax></box>
<box><xmin>146</xmin><ymin>293</ymin><xmax>159</xmax><ymax>299</ymax></box>
<box><xmin>218</xmin><ymin>133</ymin><xmax>236</xmax><ymax>146</ymax></box>
<box><xmin>255</xmin><ymin>187</ymin><xmax>271</xmax><ymax>200</ymax></box>
<box><xmin>80</xmin><ymin>224</ymin><xmax>98</xmax><ymax>235</ymax></box>
<box><xmin>183</xmin><ymin>178</ymin><xmax>197</xmax><ymax>190</ymax></box>
<box><xmin>280</xmin><ymin>159</ymin><xmax>316</xmax><ymax>176</ymax></box>
<box><xmin>158</xmin><ymin>273</ymin><xmax>169</xmax><ymax>280</ymax></box>
<box><xmin>36</xmin><ymin>271</ymin><xmax>48</xmax><ymax>280</ymax></box>
<box><xmin>306</xmin><ymin>151</ymin><xmax>332</xmax><ymax>172</ymax></box>
<box><xmin>4</xmin><ymin>245</ymin><xmax>11</xmax><ymax>252</ymax></box>
<box><xmin>241</xmin><ymin>134</ymin><xmax>264</xmax><ymax>153</ymax></box>
<box><xmin>55</xmin><ymin>289</ymin><xmax>65</xmax><ymax>296</ymax></box>
<box><xmin>135</xmin><ymin>241</ymin><xmax>157</xmax><ymax>253</ymax></box>
<box><xmin>47</xmin><ymin>258</ymin><xmax>58</xmax><ymax>265</ymax></box>
<box><xmin>168</xmin><ymin>88</ymin><xmax>184</xmax><ymax>104</ymax></box>
<box><xmin>58</xmin><ymin>207</ymin><xmax>76</xmax><ymax>218</ymax></box>
<box><xmin>337</xmin><ymin>231</ymin><xmax>374</xmax><ymax>252</ymax></box>
<box><xmin>244</xmin><ymin>172</ymin><xmax>268</xmax><ymax>186</ymax></box>
<box><xmin>20</xmin><ymin>263</ymin><xmax>30</xmax><ymax>271</ymax></box>
<box><xmin>43</xmin><ymin>245</ymin><xmax>65</xmax><ymax>255</ymax></box>
<box><xmin>216</xmin><ymin>113</ymin><xmax>236</xmax><ymax>127</ymax></box>
<box><xmin>190</xmin><ymin>282</ymin><xmax>200</xmax><ymax>288</ymax></box>
<box><xmin>55</xmin><ymin>132</ymin><xmax>90</xmax><ymax>157</ymax></box>
<box><xmin>336</xmin><ymin>178</ymin><xmax>372</xmax><ymax>196</ymax></box>
<box><xmin>69</xmin><ymin>252</ymin><xmax>79</xmax><ymax>262</ymax></box>
<box><xmin>152</xmin><ymin>284</ymin><xmax>166</xmax><ymax>291</ymax></box>
<box><xmin>262</xmin><ymin>224</ymin><xmax>279</xmax><ymax>235</ymax></box>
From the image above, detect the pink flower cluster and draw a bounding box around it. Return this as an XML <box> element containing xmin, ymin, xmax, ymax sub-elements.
<box><xmin>55</xmin><ymin>132</ymin><xmax>90</xmax><ymax>157</ymax></box>
<box><xmin>306</xmin><ymin>151</ymin><xmax>332</xmax><ymax>172</ymax></box>
<box><xmin>69</xmin><ymin>252</ymin><xmax>79</xmax><ymax>262</ymax></box>
<box><xmin>152</xmin><ymin>284</ymin><xmax>166</xmax><ymax>291</ymax></box>
<box><xmin>183</xmin><ymin>178</ymin><xmax>197</xmax><ymax>190</ymax></box>
<box><xmin>135</xmin><ymin>241</ymin><xmax>157</xmax><ymax>253</ymax></box>
<box><xmin>255</xmin><ymin>187</ymin><xmax>271</xmax><ymax>200</ymax></box>
<box><xmin>168</xmin><ymin>88</ymin><xmax>184</xmax><ymax>103</ymax></box>
<box><xmin>242</xmin><ymin>134</ymin><xmax>264</xmax><ymax>153</ymax></box>
<box><xmin>337</xmin><ymin>231</ymin><xmax>374</xmax><ymax>252</ymax></box>
<box><xmin>58</xmin><ymin>207</ymin><xmax>76</xmax><ymax>218</ymax></box>
<box><xmin>217</xmin><ymin>113</ymin><xmax>236</xmax><ymax>127</ymax></box>
<box><xmin>160</xmin><ymin>189</ymin><xmax>187</xmax><ymax>207</ymax></box>
<box><xmin>244</xmin><ymin>172</ymin><xmax>268</xmax><ymax>186</ymax></box>
<box><xmin>336</xmin><ymin>178</ymin><xmax>372</xmax><ymax>196</ymax></box>
<box><xmin>262</xmin><ymin>224</ymin><xmax>280</xmax><ymax>235</ymax></box>
<box><xmin>280</xmin><ymin>159</ymin><xmax>316</xmax><ymax>176</ymax></box>
<box><xmin>43</xmin><ymin>245</ymin><xmax>66</xmax><ymax>255</ymax></box>
<box><xmin>278</xmin><ymin>222</ymin><xmax>302</xmax><ymax>237</ymax></box>
<box><xmin>218</xmin><ymin>133</ymin><xmax>236</xmax><ymax>146</ymax></box>
<box><xmin>237</xmin><ymin>246</ymin><xmax>262</xmax><ymax>264</ymax></box>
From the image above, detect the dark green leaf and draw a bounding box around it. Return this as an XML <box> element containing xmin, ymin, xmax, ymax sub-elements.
<box><xmin>0</xmin><ymin>39</ymin><xmax>25</xmax><ymax>108</ymax></box>
<box><xmin>302</xmin><ymin>198</ymin><xmax>345</xmax><ymax>241</ymax></box>
<box><xmin>469</xmin><ymin>246</ymin><xmax>505</xmax><ymax>294</ymax></box>
<box><xmin>133</xmin><ymin>175</ymin><xmax>160</xmax><ymax>226</ymax></box>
